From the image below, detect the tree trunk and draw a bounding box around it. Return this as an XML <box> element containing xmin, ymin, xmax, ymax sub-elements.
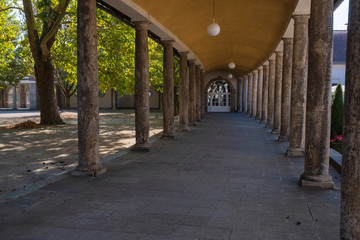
<box><xmin>35</xmin><ymin>58</ymin><xmax>64</xmax><ymax>124</ymax></box>
<box><xmin>65</xmin><ymin>95</ymin><xmax>70</xmax><ymax>109</ymax></box>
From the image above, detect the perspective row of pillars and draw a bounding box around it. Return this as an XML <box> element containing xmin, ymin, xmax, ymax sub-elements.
<box><xmin>239</xmin><ymin>4</ymin><xmax>332</xmax><ymax>187</ymax></box>
<box><xmin>238</xmin><ymin>0</ymin><xmax>360</xmax><ymax>237</ymax></box>
<box><xmin>76</xmin><ymin>0</ymin><xmax>359</xmax><ymax>238</ymax></box>
<box><xmin>74</xmin><ymin>0</ymin><xmax>206</xmax><ymax>176</ymax></box>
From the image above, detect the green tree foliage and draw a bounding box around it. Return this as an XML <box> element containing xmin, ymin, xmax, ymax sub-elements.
<box><xmin>97</xmin><ymin>9</ymin><xmax>136</xmax><ymax>95</ymax></box>
<box><xmin>22</xmin><ymin>0</ymin><xmax>71</xmax><ymax>124</ymax></box>
<box><xmin>1</xmin><ymin>0</ymin><xmax>177</xmax><ymax>112</ymax></box>
<box><xmin>0</xmin><ymin>0</ymin><xmax>32</xmax><ymax>89</ymax></box>
<box><xmin>331</xmin><ymin>83</ymin><xmax>344</xmax><ymax>137</ymax></box>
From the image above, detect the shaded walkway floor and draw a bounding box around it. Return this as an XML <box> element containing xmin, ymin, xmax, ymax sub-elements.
<box><xmin>0</xmin><ymin>113</ymin><xmax>340</xmax><ymax>240</ymax></box>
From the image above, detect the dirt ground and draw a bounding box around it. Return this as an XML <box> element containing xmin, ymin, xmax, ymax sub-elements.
<box><xmin>0</xmin><ymin>110</ymin><xmax>166</xmax><ymax>199</ymax></box>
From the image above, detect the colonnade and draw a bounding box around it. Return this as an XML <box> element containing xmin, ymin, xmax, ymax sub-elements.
<box><xmin>76</xmin><ymin>0</ymin><xmax>359</xmax><ymax>237</ymax></box>
<box><xmin>239</xmin><ymin>1</ymin><xmax>333</xmax><ymax>187</ymax></box>
<box><xmin>238</xmin><ymin>0</ymin><xmax>360</xmax><ymax>237</ymax></box>
<box><xmin>75</xmin><ymin>0</ymin><xmax>206</xmax><ymax>176</ymax></box>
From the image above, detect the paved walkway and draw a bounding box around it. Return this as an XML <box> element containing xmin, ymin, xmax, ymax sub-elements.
<box><xmin>0</xmin><ymin>113</ymin><xmax>340</xmax><ymax>240</ymax></box>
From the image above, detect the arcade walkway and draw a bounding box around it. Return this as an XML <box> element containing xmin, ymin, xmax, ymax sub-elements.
<box><xmin>0</xmin><ymin>113</ymin><xmax>340</xmax><ymax>240</ymax></box>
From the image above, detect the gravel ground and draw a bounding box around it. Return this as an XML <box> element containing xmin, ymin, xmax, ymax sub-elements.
<box><xmin>0</xmin><ymin>109</ymin><xmax>166</xmax><ymax>199</ymax></box>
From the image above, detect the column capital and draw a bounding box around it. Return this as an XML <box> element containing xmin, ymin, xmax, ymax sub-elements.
<box><xmin>258</xmin><ymin>66</ymin><xmax>264</xmax><ymax>71</ymax></box>
<box><xmin>178</xmin><ymin>52</ymin><xmax>188</xmax><ymax>60</ymax></box>
<box><xmin>275</xmin><ymin>51</ymin><xmax>283</xmax><ymax>56</ymax></box>
<box><xmin>162</xmin><ymin>39</ymin><xmax>175</xmax><ymax>44</ymax></box>
<box><xmin>282</xmin><ymin>38</ymin><xmax>294</xmax><ymax>44</ymax></box>
<box><xmin>133</xmin><ymin>20</ymin><xmax>150</xmax><ymax>28</ymax></box>
<box><xmin>263</xmin><ymin>61</ymin><xmax>269</xmax><ymax>66</ymax></box>
<box><xmin>292</xmin><ymin>14</ymin><xmax>310</xmax><ymax>22</ymax></box>
<box><xmin>252</xmin><ymin>69</ymin><xmax>258</xmax><ymax>74</ymax></box>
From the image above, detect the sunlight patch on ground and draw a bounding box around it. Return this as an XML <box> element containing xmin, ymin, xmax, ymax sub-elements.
<box><xmin>0</xmin><ymin>110</ymin><xmax>167</xmax><ymax>197</ymax></box>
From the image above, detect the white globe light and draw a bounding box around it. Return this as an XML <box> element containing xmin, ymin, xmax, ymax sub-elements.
<box><xmin>228</xmin><ymin>73</ymin><xmax>233</xmax><ymax>79</ymax></box>
<box><xmin>207</xmin><ymin>22</ymin><xmax>220</xmax><ymax>36</ymax></box>
<box><xmin>228</xmin><ymin>61</ymin><xmax>235</xmax><ymax>69</ymax></box>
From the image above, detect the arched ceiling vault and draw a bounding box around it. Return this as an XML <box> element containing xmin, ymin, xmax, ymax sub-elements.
<box><xmin>103</xmin><ymin>0</ymin><xmax>300</xmax><ymax>77</ymax></box>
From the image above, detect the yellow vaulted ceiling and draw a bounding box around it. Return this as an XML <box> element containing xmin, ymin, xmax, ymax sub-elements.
<box><xmin>131</xmin><ymin>0</ymin><xmax>298</xmax><ymax>76</ymax></box>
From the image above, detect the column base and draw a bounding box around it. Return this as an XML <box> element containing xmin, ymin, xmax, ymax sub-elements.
<box><xmin>177</xmin><ymin>127</ymin><xmax>190</xmax><ymax>132</ymax></box>
<box><xmin>196</xmin><ymin>119</ymin><xmax>202</xmax><ymax>122</ymax></box>
<box><xmin>255</xmin><ymin>116</ymin><xmax>261</xmax><ymax>121</ymax></box>
<box><xmin>265</xmin><ymin>124</ymin><xmax>273</xmax><ymax>129</ymax></box>
<box><xmin>161</xmin><ymin>133</ymin><xmax>176</xmax><ymax>140</ymax></box>
<box><xmin>71</xmin><ymin>164</ymin><xmax>107</xmax><ymax>177</ymax></box>
<box><xmin>189</xmin><ymin>122</ymin><xmax>197</xmax><ymax>126</ymax></box>
<box><xmin>260</xmin><ymin>119</ymin><xmax>266</xmax><ymax>124</ymax></box>
<box><xmin>132</xmin><ymin>143</ymin><xmax>152</xmax><ymax>152</ymax></box>
<box><xmin>271</xmin><ymin>128</ymin><xmax>280</xmax><ymax>134</ymax></box>
<box><xmin>299</xmin><ymin>174</ymin><xmax>334</xmax><ymax>189</ymax></box>
<box><xmin>286</xmin><ymin>147</ymin><xmax>304</xmax><ymax>156</ymax></box>
<box><xmin>278</xmin><ymin>135</ymin><xmax>290</xmax><ymax>142</ymax></box>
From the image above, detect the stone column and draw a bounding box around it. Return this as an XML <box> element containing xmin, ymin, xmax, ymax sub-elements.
<box><xmin>299</xmin><ymin>0</ymin><xmax>334</xmax><ymax>188</ymax></box>
<box><xmin>266</xmin><ymin>58</ymin><xmax>276</xmax><ymax>128</ymax></box>
<box><xmin>260</xmin><ymin>63</ymin><xmax>269</xmax><ymax>124</ymax></box>
<box><xmin>251</xmin><ymin>70</ymin><xmax>258</xmax><ymax>118</ymax></box>
<box><xmin>0</xmin><ymin>90</ymin><xmax>4</xmax><ymax>108</ymax></box>
<box><xmin>242</xmin><ymin>75</ymin><xmax>247</xmax><ymax>112</ymax></box>
<box><xmin>341</xmin><ymin>0</ymin><xmax>360</xmax><ymax>237</ymax></box>
<box><xmin>237</xmin><ymin>78</ymin><xmax>241</xmax><ymax>112</ymax></box>
<box><xmin>272</xmin><ymin>51</ymin><xmax>283</xmax><ymax>134</ymax></box>
<box><xmin>196</xmin><ymin>65</ymin><xmax>201</xmax><ymax>122</ymax></box>
<box><xmin>72</xmin><ymin>0</ymin><xmax>106</xmax><ymax>176</ymax></box>
<box><xmin>161</xmin><ymin>40</ymin><xmax>175</xmax><ymax>139</ymax></box>
<box><xmin>133</xmin><ymin>21</ymin><xmax>151</xmax><ymax>151</ymax></box>
<box><xmin>201</xmin><ymin>69</ymin><xmax>206</xmax><ymax>119</ymax></box>
<box><xmin>178</xmin><ymin>52</ymin><xmax>189</xmax><ymax>132</ymax></box>
<box><xmin>29</xmin><ymin>82</ymin><xmax>38</xmax><ymax>110</ymax></box>
<box><xmin>286</xmin><ymin>14</ymin><xmax>310</xmax><ymax>156</ymax></box>
<box><xmin>188</xmin><ymin>60</ymin><xmax>196</xmax><ymax>126</ymax></box>
<box><xmin>256</xmin><ymin>67</ymin><xmax>263</xmax><ymax>120</ymax></box>
<box><xmin>278</xmin><ymin>38</ymin><xmax>293</xmax><ymax>142</ymax></box>
<box><xmin>20</xmin><ymin>85</ymin><xmax>26</xmax><ymax>108</ymax></box>
<box><xmin>247</xmin><ymin>73</ymin><xmax>252</xmax><ymax>115</ymax></box>
<box><xmin>12</xmin><ymin>86</ymin><xmax>17</xmax><ymax>109</ymax></box>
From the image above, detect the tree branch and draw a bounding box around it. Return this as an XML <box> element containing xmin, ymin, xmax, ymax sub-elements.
<box><xmin>40</xmin><ymin>0</ymin><xmax>71</xmax><ymax>59</ymax></box>
<box><xmin>22</xmin><ymin>0</ymin><xmax>40</xmax><ymax>61</ymax></box>
<box><xmin>0</xmin><ymin>7</ymin><xmax>24</xmax><ymax>13</ymax></box>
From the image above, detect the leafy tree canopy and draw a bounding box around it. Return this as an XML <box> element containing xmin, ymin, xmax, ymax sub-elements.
<box><xmin>0</xmin><ymin>0</ymin><xmax>32</xmax><ymax>89</ymax></box>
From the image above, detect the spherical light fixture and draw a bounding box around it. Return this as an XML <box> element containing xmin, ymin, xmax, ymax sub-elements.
<box><xmin>228</xmin><ymin>61</ymin><xmax>235</xmax><ymax>69</ymax></box>
<box><xmin>228</xmin><ymin>73</ymin><xmax>233</xmax><ymax>79</ymax></box>
<box><xmin>207</xmin><ymin>21</ymin><xmax>220</xmax><ymax>36</ymax></box>
<box><xmin>228</xmin><ymin>40</ymin><xmax>235</xmax><ymax>69</ymax></box>
<box><xmin>207</xmin><ymin>0</ymin><xmax>220</xmax><ymax>37</ymax></box>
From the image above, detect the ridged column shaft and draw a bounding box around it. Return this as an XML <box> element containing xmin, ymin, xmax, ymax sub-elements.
<box><xmin>272</xmin><ymin>51</ymin><xmax>283</xmax><ymax>134</ymax></box>
<box><xmin>260</xmin><ymin>64</ymin><xmax>269</xmax><ymax>124</ymax></box>
<box><xmin>341</xmin><ymin>0</ymin><xmax>360</xmax><ymax>237</ymax></box>
<box><xmin>251</xmin><ymin>70</ymin><xmax>258</xmax><ymax>118</ymax></box>
<box><xmin>161</xmin><ymin>40</ymin><xmax>175</xmax><ymax>139</ymax></box>
<box><xmin>256</xmin><ymin>67</ymin><xmax>263</xmax><ymax>120</ymax></box>
<box><xmin>286</xmin><ymin>14</ymin><xmax>310</xmax><ymax>157</ymax></box>
<box><xmin>266</xmin><ymin>59</ymin><xmax>276</xmax><ymax>128</ymax></box>
<box><xmin>278</xmin><ymin>38</ymin><xmax>293</xmax><ymax>142</ymax></box>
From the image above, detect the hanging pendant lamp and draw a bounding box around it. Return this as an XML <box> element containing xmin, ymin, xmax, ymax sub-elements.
<box><xmin>207</xmin><ymin>0</ymin><xmax>220</xmax><ymax>36</ymax></box>
<box><xmin>228</xmin><ymin>73</ymin><xmax>233</xmax><ymax>79</ymax></box>
<box><xmin>228</xmin><ymin>40</ymin><xmax>235</xmax><ymax>69</ymax></box>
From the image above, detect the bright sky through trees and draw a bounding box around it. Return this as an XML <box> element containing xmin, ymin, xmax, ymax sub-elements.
<box><xmin>334</xmin><ymin>0</ymin><xmax>349</xmax><ymax>30</ymax></box>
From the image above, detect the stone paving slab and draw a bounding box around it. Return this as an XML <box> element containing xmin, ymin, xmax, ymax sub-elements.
<box><xmin>0</xmin><ymin>113</ymin><xmax>341</xmax><ymax>240</ymax></box>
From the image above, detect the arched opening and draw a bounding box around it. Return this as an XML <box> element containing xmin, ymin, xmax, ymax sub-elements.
<box><xmin>206</xmin><ymin>79</ymin><xmax>234</xmax><ymax>112</ymax></box>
